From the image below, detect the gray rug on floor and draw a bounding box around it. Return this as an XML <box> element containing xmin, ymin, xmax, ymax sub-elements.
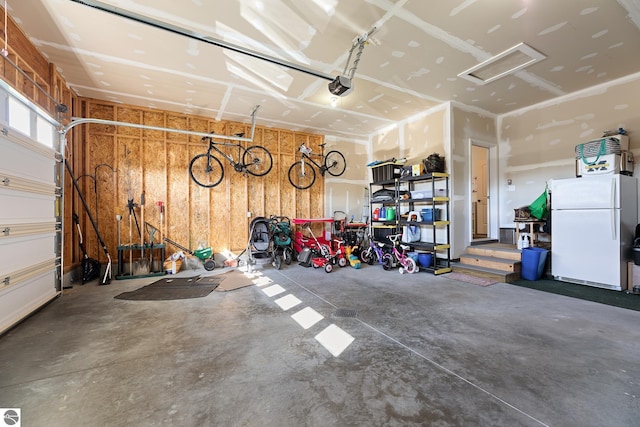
<box><xmin>114</xmin><ymin>276</ymin><xmax>223</xmax><ymax>301</ymax></box>
<box><xmin>444</xmin><ymin>272</ymin><xmax>498</xmax><ymax>287</ymax></box>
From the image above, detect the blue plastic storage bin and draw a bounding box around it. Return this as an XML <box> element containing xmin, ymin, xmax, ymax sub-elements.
<box><xmin>421</xmin><ymin>208</ymin><xmax>441</xmax><ymax>222</ymax></box>
<box><xmin>417</xmin><ymin>252</ymin><xmax>433</xmax><ymax>267</ymax></box>
<box><xmin>521</xmin><ymin>247</ymin><xmax>549</xmax><ymax>281</ymax></box>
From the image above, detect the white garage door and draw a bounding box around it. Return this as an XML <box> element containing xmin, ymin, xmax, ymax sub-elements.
<box><xmin>0</xmin><ymin>81</ymin><xmax>61</xmax><ymax>334</ymax></box>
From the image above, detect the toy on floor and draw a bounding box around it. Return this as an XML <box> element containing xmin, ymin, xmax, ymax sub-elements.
<box><xmin>345</xmin><ymin>245</ymin><xmax>361</xmax><ymax>269</ymax></box>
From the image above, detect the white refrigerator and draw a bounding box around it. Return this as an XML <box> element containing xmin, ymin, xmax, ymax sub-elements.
<box><xmin>551</xmin><ymin>174</ymin><xmax>637</xmax><ymax>291</ymax></box>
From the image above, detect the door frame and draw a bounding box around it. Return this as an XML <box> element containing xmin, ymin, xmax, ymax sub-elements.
<box><xmin>468</xmin><ymin>138</ymin><xmax>498</xmax><ymax>242</ymax></box>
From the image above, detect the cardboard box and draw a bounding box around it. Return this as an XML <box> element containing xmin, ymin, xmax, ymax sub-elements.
<box><xmin>627</xmin><ymin>261</ymin><xmax>640</xmax><ymax>292</ymax></box>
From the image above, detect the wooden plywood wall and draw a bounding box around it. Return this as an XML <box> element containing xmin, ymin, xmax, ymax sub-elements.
<box><xmin>77</xmin><ymin>98</ymin><xmax>325</xmax><ymax>261</ymax></box>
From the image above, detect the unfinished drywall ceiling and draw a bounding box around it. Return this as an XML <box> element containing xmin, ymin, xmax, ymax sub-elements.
<box><xmin>8</xmin><ymin>0</ymin><xmax>640</xmax><ymax>138</ymax></box>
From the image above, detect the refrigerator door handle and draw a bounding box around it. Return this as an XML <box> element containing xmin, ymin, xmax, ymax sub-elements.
<box><xmin>610</xmin><ymin>177</ymin><xmax>615</xmax><ymax>209</ymax></box>
<box><xmin>611</xmin><ymin>208</ymin><xmax>616</xmax><ymax>240</ymax></box>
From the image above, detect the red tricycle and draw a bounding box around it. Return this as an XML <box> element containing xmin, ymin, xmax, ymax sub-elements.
<box><xmin>302</xmin><ymin>222</ymin><xmax>347</xmax><ymax>273</ymax></box>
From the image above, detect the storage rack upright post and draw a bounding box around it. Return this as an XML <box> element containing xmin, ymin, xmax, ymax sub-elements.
<box><xmin>368</xmin><ymin>161</ymin><xmax>403</xmax><ymax>244</ymax></box>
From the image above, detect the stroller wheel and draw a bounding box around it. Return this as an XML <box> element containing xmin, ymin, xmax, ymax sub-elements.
<box><xmin>324</xmin><ymin>263</ymin><xmax>333</xmax><ymax>273</ymax></box>
<box><xmin>273</xmin><ymin>255</ymin><xmax>282</xmax><ymax>270</ymax></box>
<box><xmin>203</xmin><ymin>258</ymin><xmax>216</xmax><ymax>271</ymax></box>
<box><xmin>283</xmin><ymin>247</ymin><xmax>293</xmax><ymax>265</ymax></box>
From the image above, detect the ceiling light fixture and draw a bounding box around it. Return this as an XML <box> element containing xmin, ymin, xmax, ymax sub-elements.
<box><xmin>330</xmin><ymin>96</ymin><xmax>337</xmax><ymax>107</ymax></box>
<box><xmin>329</xmin><ymin>27</ymin><xmax>376</xmax><ymax>97</ymax></box>
<box><xmin>458</xmin><ymin>42</ymin><xmax>546</xmax><ymax>85</ymax></box>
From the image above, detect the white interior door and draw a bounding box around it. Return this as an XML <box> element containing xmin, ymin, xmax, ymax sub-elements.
<box><xmin>477</xmin><ymin>160</ymin><xmax>488</xmax><ymax>234</ymax></box>
<box><xmin>471</xmin><ymin>144</ymin><xmax>490</xmax><ymax>238</ymax></box>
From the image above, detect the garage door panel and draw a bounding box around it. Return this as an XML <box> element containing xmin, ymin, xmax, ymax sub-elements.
<box><xmin>0</xmin><ymin>270</ymin><xmax>58</xmax><ymax>333</ymax></box>
<box><xmin>0</xmin><ymin>189</ymin><xmax>56</xmax><ymax>223</ymax></box>
<box><xmin>0</xmin><ymin>137</ymin><xmax>56</xmax><ymax>183</ymax></box>
<box><xmin>0</xmin><ymin>232</ymin><xmax>57</xmax><ymax>275</ymax></box>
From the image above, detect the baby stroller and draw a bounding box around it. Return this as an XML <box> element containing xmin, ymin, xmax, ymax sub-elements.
<box><xmin>269</xmin><ymin>216</ymin><xmax>294</xmax><ymax>266</ymax></box>
<box><xmin>244</xmin><ymin>216</ymin><xmax>279</xmax><ymax>272</ymax></box>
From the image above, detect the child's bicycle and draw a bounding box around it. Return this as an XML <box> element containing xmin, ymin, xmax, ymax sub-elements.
<box><xmin>359</xmin><ymin>234</ymin><xmax>393</xmax><ymax>270</ymax></box>
<box><xmin>386</xmin><ymin>234</ymin><xmax>418</xmax><ymax>274</ymax></box>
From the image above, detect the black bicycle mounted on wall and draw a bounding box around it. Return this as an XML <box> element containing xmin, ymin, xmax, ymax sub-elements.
<box><xmin>288</xmin><ymin>143</ymin><xmax>346</xmax><ymax>190</ymax></box>
<box><xmin>189</xmin><ymin>133</ymin><xmax>273</xmax><ymax>188</ymax></box>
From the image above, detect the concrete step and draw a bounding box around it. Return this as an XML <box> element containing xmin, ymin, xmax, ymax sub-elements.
<box><xmin>452</xmin><ymin>263</ymin><xmax>521</xmax><ymax>283</ymax></box>
<box><xmin>459</xmin><ymin>253</ymin><xmax>521</xmax><ymax>273</ymax></box>
<box><xmin>466</xmin><ymin>245</ymin><xmax>521</xmax><ymax>261</ymax></box>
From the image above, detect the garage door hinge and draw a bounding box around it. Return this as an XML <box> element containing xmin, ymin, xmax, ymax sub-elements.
<box><xmin>2</xmin><ymin>227</ymin><xmax>9</xmax><ymax>236</ymax></box>
<box><xmin>2</xmin><ymin>177</ymin><xmax>9</xmax><ymax>186</ymax></box>
<box><xmin>3</xmin><ymin>276</ymin><xmax>8</xmax><ymax>286</ymax></box>
<box><xmin>1</xmin><ymin>127</ymin><xmax>7</xmax><ymax>136</ymax></box>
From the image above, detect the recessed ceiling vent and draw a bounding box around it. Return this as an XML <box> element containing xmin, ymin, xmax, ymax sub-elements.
<box><xmin>458</xmin><ymin>42</ymin><xmax>546</xmax><ymax>85</ymax></box>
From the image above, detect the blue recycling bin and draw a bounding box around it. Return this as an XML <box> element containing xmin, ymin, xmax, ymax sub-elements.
<box><xmin>521</xmin><ymin>247</ymin><xmax>549</xmax><ymax>281</ymax></box>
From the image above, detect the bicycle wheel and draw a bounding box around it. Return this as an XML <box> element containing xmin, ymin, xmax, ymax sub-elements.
<box><xmin>324</xmin><ymin>150</ymin><xmax>346</xmax><ymax>177</ymax></box>
<box><xmin>404</xmin><ymin>258</ymin><xmax>418</xmax><ymax>274</ymax></box>
<box><xmin>288</xmin><ymin>161</ymin><xmax>316</xmax><ymax>189</ymax></box>
<box><xmin>382</xmin><ymin>253</ymin><xmax>394</xmax><ymax>270</ymax></box>
<box><xmin>189</xmin><ymin>154</ymin><xmax>224</xmax><ymax>188</ymax></box>
<box><xmin>243</xmin><ymin>145</ymin><xmax>273</xmax><ymax>177</ymax></box>
<box><xmin>360</xmin><ymin>247</ymin><xmax>373</xmax><ymax>265</ymax></box>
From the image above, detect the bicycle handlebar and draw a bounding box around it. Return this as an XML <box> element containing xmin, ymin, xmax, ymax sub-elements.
<box><xmin>387</xmin><ymin>234</ymin><xmax>402</xmax><ymax>243</ymax></box>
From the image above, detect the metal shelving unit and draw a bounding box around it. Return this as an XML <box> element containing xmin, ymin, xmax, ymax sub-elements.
<box><xmin>369</xmin><ymin>172</ymin><xmax>451</xmax><ymax>275</ymax></box>
<box><xmin>396</xmin><ymin>172</ymin><xmax>451</xmax><ymax>274</ymax></box>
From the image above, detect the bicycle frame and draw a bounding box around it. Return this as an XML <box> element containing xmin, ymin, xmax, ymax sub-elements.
<box><xmin>298</xmin><ymin>144</ymin><xmax>325</xmax><ymax>175</ymax></box>
<box><xmin>361</xmin><ymin>237</ymin><xmax>390</xmax><ymax>268</ymax></box>
<box><xmin>387</xmin><ymin>234</ymin><xmax>418</xmax><ymax>274</ymax></box>
<box><xmin>205</xmin><ymin>138</ymin><xmax>245</xmax><ymax>169</ymax></box>
<box><xmin>288</xmin><ymin>143</ymin><xmax>345</xmax><ymax>190</ymax></box>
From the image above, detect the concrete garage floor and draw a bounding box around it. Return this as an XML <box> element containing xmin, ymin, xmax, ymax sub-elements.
<box><xmin>1</xmin><ymin>263</ymin><xmax>640</xmax><ymax>427</ymax></box>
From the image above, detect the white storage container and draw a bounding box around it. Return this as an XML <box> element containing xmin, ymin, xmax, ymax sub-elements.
<box><xmin>575</xmin><ymin>152</ymin><xmax>634</xmax><ymax>177</ymax></box>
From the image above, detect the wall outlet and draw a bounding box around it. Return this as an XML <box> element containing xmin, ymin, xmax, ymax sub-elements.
<box><xmin>246</xmin><ymin>211</ymin><xmax>252</xmax><ymax>217</ymax></box>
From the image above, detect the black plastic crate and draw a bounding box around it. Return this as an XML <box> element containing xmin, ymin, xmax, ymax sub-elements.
<box><xmin>370</xmin><ymin>162</ymin><xmax>401</xmax><ymax>182</ymax></box>
<box><xmin>373</xmin><ymin>227</ymin><xmax>395</xmax><ymax>242</ymax></box>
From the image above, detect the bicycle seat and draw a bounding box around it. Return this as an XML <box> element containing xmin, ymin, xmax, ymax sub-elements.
<box><xmin>400</xmin><ymin>244</ymin><xmax>410</xmax><ymax>251</ymax></box>
<box><xmin>318</xmin><ymin>143</ymin><xmax>326</xmax><ymax>148</ymax></box>
<box><xmin>299</xmin><ymin>144</ymin><xmax>312</xmax><ymax>155</ymax></box>
<box><xmin>234</xmin><ymin>132</ymin><xmax>245</xmax><ymax>137</ymax></box>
